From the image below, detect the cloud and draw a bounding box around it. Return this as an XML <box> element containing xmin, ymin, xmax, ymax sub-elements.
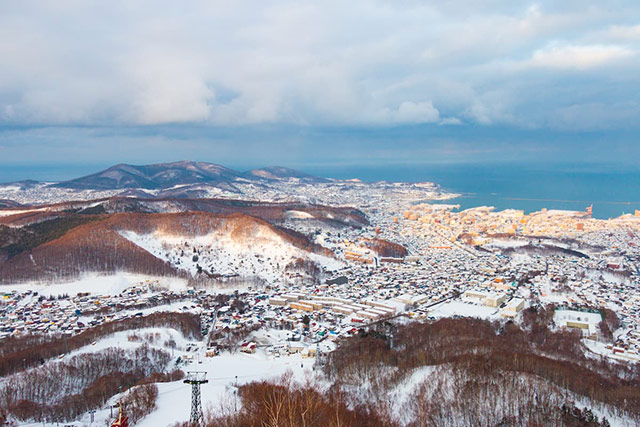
<box><xmin>439</xmin><ymin>117</ymin><xmax>463</xmax><ymax>126</ymax></box>
<box><xmin>376</xmin><ymin>101</ymin><xmax>440</xmax><ymax>124</ymax></box>
<box><xmin>465</xmin><ymin>90</ymin><xmax>520</xmax><ymax>126</ymax></box>
<box><xmin>526</xmin><ymin>44</ymin><xmax>635</xmax><ymax>70</ymax></box>
<box><xmin>548</xmin><ymin>101</ymin><xmax>640</xmax><ymax>130</ymax></box>
<box><xmin>589</xmin><ymin>24</ymin><xmax>640</xmax><ymax>42</ymax></box>
<box><xmin>0</xmin><ymin>1</ymin><xmax>639</xmax><ymax>131</ymax></box>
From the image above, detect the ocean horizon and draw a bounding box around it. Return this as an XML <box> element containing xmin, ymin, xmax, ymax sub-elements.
<box><xmin>1</xmin><ymin>161</ymin><xmax>638</xmax><ymax>220</ymax></box>
<box><xmin>305</xmin><ymin>162</ymin><xmax>640</xmax><ymax>220</ymax></box>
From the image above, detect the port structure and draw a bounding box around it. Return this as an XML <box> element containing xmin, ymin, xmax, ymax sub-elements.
<box><xmin>184</xmin><ymin>371</ymin><xmax>208</xmax><ymax>426</ymax></box>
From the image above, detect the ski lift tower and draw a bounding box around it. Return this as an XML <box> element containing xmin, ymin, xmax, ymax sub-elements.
<box><xmin>184</xmin><ymin>371</ymin><xmax>208</xmax><ymax>426</ymax></box>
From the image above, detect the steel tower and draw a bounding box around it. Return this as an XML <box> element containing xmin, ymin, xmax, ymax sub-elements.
<box><xmin>184</xmin><ymin>371</ymin><xmax>208</xmax><ymax>426</ymax></box>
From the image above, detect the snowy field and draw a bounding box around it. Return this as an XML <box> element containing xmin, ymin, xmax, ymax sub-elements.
<box><xmin>0</xmin><ymin>272</ymin><xmax>189</xmax><ymax>297</ymax></box>
<box><xmin>429</xmin><ymin>300</ymin><xmax>499</xmax><ymax>319</ymax></box>
<box><xmin>120</xmin><ymin>230</ymin><xmax>341</xmax><ymax>284</ymax></box>
<box><xmin>138</xmin><ymin>351</ymin><xmax>311</xmax><ymax>427</ymax></box>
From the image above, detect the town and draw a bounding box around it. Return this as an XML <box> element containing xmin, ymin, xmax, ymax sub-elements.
<box><xmin>2</xmin><ymin>178</ymin><xmax>639</xmax><ymax>369</ymax></box>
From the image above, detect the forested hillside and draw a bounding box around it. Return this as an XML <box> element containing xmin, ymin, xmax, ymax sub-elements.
<box><xmin>0</xmin><ymin>211</ymin><xmax>333</xmax><ymax>283</ymax></box>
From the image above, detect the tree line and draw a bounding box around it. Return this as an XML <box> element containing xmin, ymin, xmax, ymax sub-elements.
<box><xmin>323</xmin><ymin>317</ymin><xmax>640</xmax><ymax>424</ymax></box>
<box><xmin>0</xmin><ymin>312</ymin><xmax>201</xmax><ymax>377</ymax></box>
<box><xmin>0</xmin><ymin>344</ymin><xmax>178</xmax><ymax>423</ymax></box>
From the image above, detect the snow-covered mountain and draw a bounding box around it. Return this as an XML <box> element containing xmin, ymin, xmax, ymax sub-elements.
<box><xmin>46</xmin><ymin>161</ymin><xmax>323</xmax><ymax>190</ymax></box>
<box><xmin>0</xmin><ymin>160</ymin><xmax>445</xmax><ymax>208</ymax></box>
<box><xmin>0</xmin><ymin>161</ymin><xmax>338</xmax><ymax>204</ymax></box>
<box><xmin>52</xmin><ymin>161</ymin><xmax>242</xmax><ymax>190</ymax></box>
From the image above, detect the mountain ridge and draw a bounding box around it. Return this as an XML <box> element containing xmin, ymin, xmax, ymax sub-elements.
<box><xmin>29</xmin><ymin>161</ymin><xmax>327</xmax><ymax>190</ymax></box>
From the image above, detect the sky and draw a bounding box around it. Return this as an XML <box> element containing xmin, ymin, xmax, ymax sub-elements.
<box><xmin>0</xmin><ymin>1</ymin><xmax>639</xmax><ymax>180</ymax></box>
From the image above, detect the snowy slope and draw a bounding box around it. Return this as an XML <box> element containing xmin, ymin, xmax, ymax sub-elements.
<box><xmin>137</xmin><ymin>350</ymin><xmax>311</xmax><ymax>427</ymax></box>
<box><xmin>0</xmin><ymin>272</ymin><xmax>189</xmax><ymax>296</ymax></box>
<box><xmin>119</xmin><ymin>228</ymin><xmax>339</xmax><ymax>285</ymax></box>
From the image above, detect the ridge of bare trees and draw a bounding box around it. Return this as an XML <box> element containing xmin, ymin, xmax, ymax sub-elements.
<box><xmin>0</xmin><ymin>345</ymin><xmax>177</xmax><ymax>422</ymax></box>
<box><xmin>0</xmin><ymin>312</ymin><xmax>201</xmax><ymax>377</ymax></box>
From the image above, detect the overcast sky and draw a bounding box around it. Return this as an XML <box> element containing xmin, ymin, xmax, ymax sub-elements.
<box><xmin>1</xmin><ymin>1</ymin><xmax>639</xmax><ymax>179</ymax></box>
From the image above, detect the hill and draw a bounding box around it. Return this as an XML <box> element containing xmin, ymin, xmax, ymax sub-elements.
<box><xmin>0</xmin><ymin>211</ymin><xmax>335</xmax><ymax>284</ymax></box>
<box><xmin>244</xmin><ymin>166</ymin><xmax>327</xmax><ymax>182</ymax></box>
<box><xmin>52</xmin><ymin>161</ymin><xmax>243</xmax><ymax>190</ymax></box>
<box><xmin>44</xmin><ymin>161</ymin><xmax>327</xmax><ymax>192</ymax></box>
<box><xmin>0</xmin><ymin>196</ymin><xmax>368</xmax><ymax>229</ymax></box>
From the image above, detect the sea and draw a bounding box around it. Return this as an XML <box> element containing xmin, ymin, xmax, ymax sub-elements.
<box><xmin>2</xmin><ymin>161</ymin><xmax>638</xmax><ymax>220</ymax></box>
<box><xmin>307</xmin><ymin>162</ymin><xmax>640</xmax><ymax>220</ymax></box>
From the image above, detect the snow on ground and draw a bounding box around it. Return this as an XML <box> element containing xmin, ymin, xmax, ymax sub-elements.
<box><xmin>13</xmin><ymin>324</ymin><xmax>321</xmax><ymax>427</ymax></box>
<box><xmin>486</xmin><ymin>238</ymin><xmax>531</xmax><ymax>249</ymax></box>
<box><xmin>63</xmin><ymin>327</ymin><xmax>192</xmax><ymax>361</ymax></box>
<box><xmin>382</xmin><ymin>362</ymin><xmax>638</xmax><ymax>427</ymax></box>
<box><xmin>554</xmin><ymin>309</ymin><xmax>602</xmax><ymax>335</ymax></box>
<box><xmin>508</xmin><ymin>252</ymin><xmax>535</xmax><ymax>265</ymax></box>
<box><xmin>584</xmin><ymin>338</ymin><xmax>639</xmax><ymax>363</ymax></box>
<box><xmin>536</xmin><ymin>276</ymin><xmax>573</xmax><ymax>303</ymax></box>
<box><xmin>124</xmin><ymin>350</ymin><xmax>310</xmax><ymax>427</ymax></box>
<box><xmin>0</xmin><ymin>208</ymin><xmax>45</xmax><ymax>217</ymax></box>
<box><xmin>571</xmin><ymin>395</ymin><xmax>639</xmax><ymax>427</ymax></box>
<box><xmin>585</xmin><ymin>268</ymin><xmax>631</xmax><ymax>285</ymax></box>
<box><xmin>429</xmin><ymin>300</ymin><xmax>499</xmax><ymax>319</ymax></box>
<box><xmin>119</xmin><ymin>230</ymin><xmax>339</xmax><ymax>284</ymax></box>
<box><xmin>387</xmin><ymin>365</ymin><xmax>438</xmax><ymax>424</ymax></box>
<box><xmin>285</xmin><ymin>210</ymin><xmax>314</xmax><ymax>219</ymax></box>
<box><xmin>584</xmin><ymin>339</ymin><xmax>616</xmax><ymax>359</ymax></box>
<box><xmin>113</xmin><ymin>326</ymin><xmax>319</xmax><ymax>426</ymax></box>
<box><xmin>71</xmin><ymin>300</ymin><xmax>200</xmax><ymax>330</ymax></box>
<box><xmin>15</xmin><ymin>325</ymin><xmax>197</xmax><ymax>427</ymax></box>
<box><xmin>0</xmin><ymin>272</ymin><xmax>189</xmax><ymax>297</ymax></box>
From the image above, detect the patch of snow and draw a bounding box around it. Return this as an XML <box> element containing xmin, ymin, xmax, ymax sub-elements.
<box><xmin>286</xmin><ymin>210</ymin><xmax>314</xmax><ymax>219</ymax></box>
<box><xmin>429</xmin><ymin>300</ymin><xmax>499</xmax><ymax>320</ymax></box>
<box><xmin>0</xmin><ymin>208</ymin><xmax>45</xmax><ymax>217</ymax></box>
<box><xmin>138</xmin><ymin>349</ymin><xmax>311</xmax><ymax>427</ymax></box>
<box><xmin>0</xmin><ymin>273</ymin><xmax>189</xmax><ymax>297</ymax></box>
